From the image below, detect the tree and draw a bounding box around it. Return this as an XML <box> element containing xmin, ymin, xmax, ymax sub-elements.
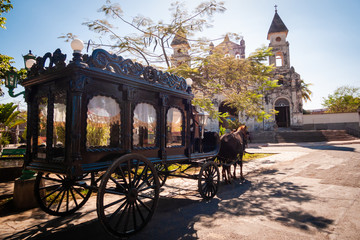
<box><xmin>61</xmin><ymin>0</ymin><xmax>226</xmax><ymax>68</ymax></box>
<box><xmin>66</xmin><ymin>1</ymin><xmax>278</xmax><ymax>121</ymax></box>
<box><xmin>171</xmin><ymin>46</ymin><xmax>279</xmax><ymax>121</ymax></box>
<box><xmin>0</xmin><ymin>0</ymin><xmax>12</xmax><ymax>29</ymax></box>
<box><xmin>322</xmin><ymin>86</ymin><xmax>360</xmax><ymax>113</ymax></box>
<box><xmin>0</xmin><ymin>102</ymin><xmax>26</xmax><ymax>148</ymax></box>
<box><xmin>299</xmin><ymin>79</ymin><xmax>312</xmax><ymax>103</ymax></box>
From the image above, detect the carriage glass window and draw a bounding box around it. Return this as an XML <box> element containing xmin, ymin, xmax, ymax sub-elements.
<box><xmin>166</xmin><ymin>108</ymin><xmax>183</xmax><ymax>147</ymax></box>
<box><xmin>37</xmin><ymin>97</ymin><xmax>47</xmax><ymax>159</ymax></box>
<box><xmin>53</xmin><ymin>93</ymin><xmax>66</xmax><ymax>158</ymax></box>
<box><xmin>86</xmin><ymin>96</ymin><xmax>121</xmax><ymax>148</ymax></box>
<box><xmin>133</xmin><ymin>103</ymin><xmax>156</xmax><ymax>148</ymax></box>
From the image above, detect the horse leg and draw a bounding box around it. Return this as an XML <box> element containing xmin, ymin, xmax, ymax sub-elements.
<box><xmin>233</xmin><ymin>161</ymin><xmax>237</xmax><ymax>179</ymax></box>
<box><xmin>239</xmin><ymin>154</ymin><xmax>245</xmax><ymax>181</ymax></box>
<box><xmin>226</xmin><ymin>165</ymin><xmax>232</xmax><ymax>184</ymax></box>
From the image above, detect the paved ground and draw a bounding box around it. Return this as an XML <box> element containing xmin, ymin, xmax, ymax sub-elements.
<box><xmin>1</xmin><ymin>140</ymin><xmax>360</xmax><ymax>240</ymax></box>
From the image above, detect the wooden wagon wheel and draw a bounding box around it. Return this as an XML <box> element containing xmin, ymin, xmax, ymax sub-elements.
<box><xmin>198</xmin><ymin>161</ymin><xmax>220</xmax><ymax>200</ymax></box>
<box><xmin>34</xmin><ymin>172</ymin><xmax>92</xmax><ymax>216</ymax></box>
<box><xmin>97</xmin><ymin>154</ymin><xmax>160</xmax><ymax>238</ymax></box>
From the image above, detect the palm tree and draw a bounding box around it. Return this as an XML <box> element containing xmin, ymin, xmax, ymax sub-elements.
<box><xmin>299</xmin><ymin>79</ymin><xmax>312</xmax><ymax>103</ymax></box>
<box><xmin>0</xmin><ymin>103</ymin><xmax>26</xmax><ymax>149</ymax></box>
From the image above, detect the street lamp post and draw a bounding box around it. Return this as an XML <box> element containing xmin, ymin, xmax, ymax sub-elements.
<box><xmin>4</xmin><ymin>50</ymin><xmax>36</xmax><ymax>98</ymax></box>
<box><xmin>4</xmin><ymin>51</ymin><xmax>37</xmax><ymax>180</ymax></box>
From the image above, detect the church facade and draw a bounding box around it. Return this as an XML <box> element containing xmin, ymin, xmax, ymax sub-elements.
<box><xmin>171</xmin><ymin>10</ymin><xmax>304</xmax><ymax>132</ymax></box>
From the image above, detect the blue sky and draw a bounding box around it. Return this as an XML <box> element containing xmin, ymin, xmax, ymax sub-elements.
<box><xmin>1</xmin><ymin>0</ymin><xmax>359</xmax><ymax>110</ymax></box>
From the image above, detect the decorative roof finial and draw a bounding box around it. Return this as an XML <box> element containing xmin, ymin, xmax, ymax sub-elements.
<box><xmin>274</xmin><ymin>5</ymin><xmax>278</xmax><ymax>13</ymax></box>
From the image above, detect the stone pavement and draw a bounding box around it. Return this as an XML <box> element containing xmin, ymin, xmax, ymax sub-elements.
<box><xmin>0</xmin><ymin>139</ymin><xmax>359</xmax><ymax>239</ymax></box>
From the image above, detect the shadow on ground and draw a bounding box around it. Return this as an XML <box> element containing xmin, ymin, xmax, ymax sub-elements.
<box><xmin>4</xmin><ymin>168</ymin><xmax>334</xmax><ymax>240</ymax></box>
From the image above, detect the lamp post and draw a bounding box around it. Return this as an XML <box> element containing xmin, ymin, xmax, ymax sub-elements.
<box><xmin>4</xmin><ymin>50</ymin><xmax>36</xmax><ymax>98</ymax></box>
<box><xmin>4</xmin><ymin>51</ymin><xmax>37</xmax><ymax>180</ymax></box>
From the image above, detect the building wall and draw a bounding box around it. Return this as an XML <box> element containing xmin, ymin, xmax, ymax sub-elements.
<box><xmin>302</xmin><ymin>112</ymin><xmax>360</xmax><ymax>130</ymax></box>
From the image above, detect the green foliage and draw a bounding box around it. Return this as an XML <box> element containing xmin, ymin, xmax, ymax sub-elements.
<box><xmin>0</xmin><ymin>131</ymin><xmax>10</xmax><ymax>147</ymax></box>
<box><xmin>0</xmin><ymin>102</ymin><xmax>26</xmax><ymax>148</ymax></box>
<box><xmin>322</xmin><ymin>86</ymin><xmax>360</xmax><ymax>113</ymax></box>
<box><xmin>219</xmin><ymin>125</ymin><xmax>226</xmax><ymax>136</ymax></box>
<box><xmin>0</xmin><ymin>0</ymin><xmax>12</xmax><ymax>29</ymax></box>
<box><xmin>299</xmin><ymin>79</ymin><xmax>312</xmax><ymax>102</ymax></box>
<box><xmin>171</xmin><ymin>46</ymin><xmax>279</xmax><ymax>121</ymax></box>
<box><xmin>0</xmin><ymin>54</ymin><xmax>27</xmax><ymax>96</ymax></box>
<box><xmin>55</xmin><ymin>125</ymin><xmax>66</xmax><ymax>145</ymax></box>
<box><xmin>86</xmin><ymin>122</ymin><xmax>109</xmax><ymax>146</ymax></box>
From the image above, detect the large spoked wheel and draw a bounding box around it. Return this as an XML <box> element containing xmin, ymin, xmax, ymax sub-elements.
<box><xmin>97</xmin><ymin>154</ymin><xmax>160</xmax><ymax>238</ymax></box>
<box><xmin>198</xmin><ymin>161</ymin><xmax>220</xmax><ymax>200</ymax></box>
<box><xmin>34</xmin><ymin>172</ymin><xmax>92</xmax><ymax>216</ymax></box>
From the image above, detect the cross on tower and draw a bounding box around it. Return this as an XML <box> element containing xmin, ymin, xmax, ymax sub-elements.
<box><xmin>274</xmin><ymin>5</ymin><xmax>278</xmax><ymax>12</ymax></box>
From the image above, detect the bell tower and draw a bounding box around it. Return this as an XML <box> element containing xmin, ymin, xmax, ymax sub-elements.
<box><xmin>267</xmin><ymin>6</ymin><xmax>290</xmax><ymax>69</ymax></box>
<box><xmin>170</xmin><ymin>30</ymin><xmax>191</xmax><ymax>67</ymax></box>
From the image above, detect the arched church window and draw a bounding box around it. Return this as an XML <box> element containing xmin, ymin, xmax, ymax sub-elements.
<box><xmin>275</xmin><ymin>53</ymin><xmax>283</xmax><ymax>67</ymax></box>
<box><xmin>235</xmin><ymin>54</ymin><xmax>241</xmax><ymax>59</ymax></box>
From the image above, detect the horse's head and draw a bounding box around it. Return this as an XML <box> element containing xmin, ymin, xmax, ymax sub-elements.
<box><xmin>235</xmin><ymin>125</ymin><xmax>248</xmax><ymax>143</ymax></box>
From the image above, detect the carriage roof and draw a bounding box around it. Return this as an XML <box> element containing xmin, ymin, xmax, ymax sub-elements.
<box><xmin>22</xmin><ymin>48</ymin><xmax>192</xmax><ymax>100</ymax></box>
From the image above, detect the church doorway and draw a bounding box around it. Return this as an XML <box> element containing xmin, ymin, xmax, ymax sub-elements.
<box><xmin>275</xmin><ymin>98</ymin><xmax>290</xmax><ymax>128</ymax></box>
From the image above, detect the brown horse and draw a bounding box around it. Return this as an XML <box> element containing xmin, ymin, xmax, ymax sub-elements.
<box><xmin>218</xmin><ymin>125</ymin><xmax>247</xmax><ymax>183</ymax></box>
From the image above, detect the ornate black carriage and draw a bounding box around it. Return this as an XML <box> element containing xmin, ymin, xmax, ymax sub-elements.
<box><xmin>22</xmin><ymin>46</ymin><xmax>220</xmax><ymax>237</ymax></box>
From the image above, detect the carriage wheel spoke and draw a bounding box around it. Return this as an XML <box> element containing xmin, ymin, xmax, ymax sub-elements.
<box><xmin>131</xmin><ymin>160</ymin><xmax>140</xmax><ymax>187</ymax></box>
<box><xmin>66</xmin><ymin>189</ymin><xmax>69</xmax><ymax>212</ymax></box>
<box><xmin>72</xmin><ymin>186</ymin><xmax>86</xmax><ymax>199</ymax></box>
<box><xmin>119</xmin><ymin>166</ymin><xmax>129</xmax><ymax>190</ymax></box>
<box><xmin>69</xmin><ymin>188</ymin><xmax>79</xmax><ymax>208</ymax></box>
<box><xmin>109</xmin><ymin>198</ymin><xmax>128</xmax><ymax>220</ymax></box>
<box><xmin>123</xmin><ymin>202</ymin><xmax>131</xmax><ymax>233</ymax></box>
<box><xmin>134</xmin><ymin>165</ymin><xmax>148</xmax><ymax>188</ymax></box>
<box><xmin>104</xmin><ymin>197</ymin><xmax>127</xmax><ymax>210</ymax></box>
<box><xmin>56</xmin><ymin>188</ymin><xmax>67</xmax><ymax>212</ymax></box>
<box><xmin>137</xmin><ymin>197</ymin><xmax>152</xmax><ymax>213</ymax></box>
<box><xmin>114</xmin><ymin>202</ymin><xmax>129</xmax><ymax>230</ymax></box>
<box><xmin>47</xmin><ymin>187</ymin><xmax>64</xmax><ymax>209</ymax></box>
<box><xmin>134</xmin><ymin>200</ymin><xmax>145</xmax><ymax>223</ymax></box>
<box><xmin>109</xmin><ymin>176</ymin><xmax>127</xmax><ymax>192</ymax></box>
<box><xmin>137</xmin><ymin>185</ymin><xmax>156</xmax><ymax>193</ymax></box>
<box><xmin>132</xmin><ymin>203</ymin><xmax>137</xmax><ymax>230</ymax></box>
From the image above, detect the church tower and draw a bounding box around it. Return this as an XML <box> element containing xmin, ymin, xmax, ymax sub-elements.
<box><xmin>170</xmin><ymin>30</ymin><xmax>191</xmax><ymax>67</ymax></box>
<box><xmin>263</xmin><ymin>7</ymin><xmax>304</xmax><ymax>130</ymax></box>
<box><xmin>267</xmin><ymin>7</ymin><xmax>290</xmax><ymax>69</ymax></box>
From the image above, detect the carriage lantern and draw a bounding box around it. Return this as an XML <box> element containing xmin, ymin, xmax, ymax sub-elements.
<box><xmin>186</xmin><ymin>77</ymin><xmax>193</xmax><ymax>93</ymax></box>
<box><xmin>23</xmin><ymin>50</ymin><xmax>36</xmax><ymax>70</ymax></box>
<box><xmin>198</xmin><ymin>110</ymin><xmax>209</xmax><ymax>138</ymax></box>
